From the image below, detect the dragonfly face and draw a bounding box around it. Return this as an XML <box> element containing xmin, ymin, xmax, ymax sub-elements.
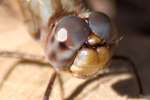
<box><xmin>45</xmin><ymin>12</ymin><xmax>112</xmax><ymax>78</ymax></box>
<box><xmin>16</xmin><ymin>0</ymin><xmax>114</xmax><ymax>78</ymax></box>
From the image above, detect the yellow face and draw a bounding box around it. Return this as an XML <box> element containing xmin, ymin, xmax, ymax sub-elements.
<box><xmin>70</xmin><ymin>35</ymin><xmax>112</xmax><ymax>78</ymax></box>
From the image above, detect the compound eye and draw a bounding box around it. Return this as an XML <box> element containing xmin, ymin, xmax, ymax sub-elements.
<box><xmin>55</xmin><ymin>16</ymin><xmax>91</xmax><ymax>49</ymax></box>
<box><xmin>89</xmin><ymin>12</ymin><xmax>112</xmax><ymax>40</ymax></box>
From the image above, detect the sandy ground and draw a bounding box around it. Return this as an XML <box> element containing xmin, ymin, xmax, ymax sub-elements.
<box><xmin>0</xmin><ymin>4</ymin><xmax>149</xmax><ymax>100</ymax></box>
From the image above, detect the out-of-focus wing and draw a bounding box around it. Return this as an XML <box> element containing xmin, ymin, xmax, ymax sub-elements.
<box><xmin>0</xmin><ymin>0</ymin><xmax>54</xmax><ymax>39</ymax></box>
<box><xmin>18</xmin><ymin>0</ymin><xmax>53</xmax><ymax>39</ymax></box>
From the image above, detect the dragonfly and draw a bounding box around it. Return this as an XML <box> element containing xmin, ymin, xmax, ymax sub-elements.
<box><xmin>0</xmin><ymin>0</ymin><xmax>143</xmax><ymax>100</ymax></box>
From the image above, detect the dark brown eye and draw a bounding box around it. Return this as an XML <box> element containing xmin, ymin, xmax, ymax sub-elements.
<box><xmin>55</xmin><ymin>16</ymin><xmax>91</xmax><ymax>49</ymax></box>
<box><xmin>45</xmin><ymin>16</ymin><xmax>92</xmax><ymax>70</ymax></box>
<box><xmin>89</xmin><ymin>12</ymin><xmax>112</xmax><ymax>40</ymax></box>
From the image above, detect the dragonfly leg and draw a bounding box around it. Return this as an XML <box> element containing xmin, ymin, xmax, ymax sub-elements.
<box><xmin>0</xmin><ymin>50</ymin><xmax>47</xmax><ymax>63</ymax></box>
<box><xmin>57</xmin><ymin>73</ymin><xmax>65</xmax><ymax>100</ymax></box>
<box><xmin>0</xmin><ymin>58</ymin><xmax>48</xmax><ymax>89</ymax></box>
<box><xmin>112</xmin><ymin>55</ymin><xmax>144</xmax><ymax>96</ymax></box>
<box><xmin>43</xmin><ymin>70</ymin><xmax>57</xmax><ymax>100</ymax></box>
<box><xmin>0</xmin><ymin>61</ymin><xmax>21</xmax><ymax>90</ymax></box>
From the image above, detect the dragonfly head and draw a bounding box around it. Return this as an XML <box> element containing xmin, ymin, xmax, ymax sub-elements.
<box><xmin>45</xmin><ymin>12</ymin><xmax>113</xmax><ymax>78</ymax></box>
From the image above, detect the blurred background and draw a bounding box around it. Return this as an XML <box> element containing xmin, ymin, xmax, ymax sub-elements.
<box><xmin>0</xmin><ymin>0</ymin><xmax>150</xmax><ymax>100</ymax></box>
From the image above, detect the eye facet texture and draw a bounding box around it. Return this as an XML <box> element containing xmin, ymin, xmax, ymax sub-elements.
<box><xmin>55</xmin><ymin>16</ymin><xmax>91</xmax><ymax>49</ymax></box>
<box><xmin>46</xmin><ymin>16</ymin><xmax>92</xmax><ymax>70</ymax></box>
<box><xmin>89</xmin><ymin>12</ymin><xmax>112</xmax><ymax>40</ymax></box>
